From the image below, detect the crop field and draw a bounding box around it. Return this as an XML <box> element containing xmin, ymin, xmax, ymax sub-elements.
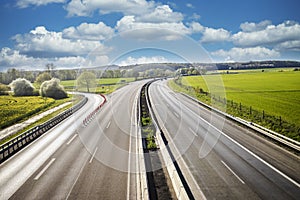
<box><xmin>169</xmin><ymin>70</ymin><xmax>300</xmax><ymax>140</ymax></box>
<box><xmin>0</xmin><ymin>95</ymin><xmax>72</xmax><ymax>130</ymax></box>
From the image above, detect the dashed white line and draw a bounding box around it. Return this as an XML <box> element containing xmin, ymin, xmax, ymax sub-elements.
<box><xmin>188</xmin><ymin>127</ymin><xmax>198</xmax><ymax>137</ymax></box>
<box><xmin>89</xmin><ymin>147</ymin><xmax>98</xmax><ymax>163</ymax></box>
<box><xmin>173</xmin><ymin>112</ymin><xmax>179</xmax><ymax>118</ymax></box>
<box><xmin>106</xmin><ymin>121</ymin><xmax>111</xmax><ymax>129</ymax></box>
<box><xmin>66</xmin><ymin>134</ymin><xmax>77</xmax><ymax>145</ymax></box>
<box><xmin>34</xmin><ymin>158</ymin><xmax>56</xmax><ymax>180</ymax></box>
<box><xmin>221</xmin><ymin>160</ymin><xmax>245</xmax><ymax>184</ymax></box>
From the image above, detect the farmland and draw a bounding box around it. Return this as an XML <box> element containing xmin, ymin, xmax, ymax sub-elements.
<box><xmin>169</xmin><ymin>70</ymin><xmax>300</xmax><ymax>141</ymax></box>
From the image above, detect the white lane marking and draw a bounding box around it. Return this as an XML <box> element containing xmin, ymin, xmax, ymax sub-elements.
<box><xmin>173</xmin><ymin>111</ymin><xmax>179</xmax><ymax>118</ymax></box>
<box><xmin>221</xmin><ymin>160</ymin><xmax>245</xmax><ymax>184</ymax></box>
<box><xmin>34</xmin><ymin>158</ymin><xmax>56</xmax><ymax>180</ymax></box>
<box><xmin>127</xmin><ymin>88</ymin><xmax>139</xmax><ymax>200</ymax></box>
<box><xmin>168</xmin><ymin>89</ymin><xmax>300</xmax><ymax>188</ymax></box>
<box><xmin>66</xmin><ymin>134</ymin><xmax>78</xmax><ymax>145</ymax></box>
<box><xmin>188</xmin><ymin>127</ymin><xmax>198</xmax><ymax>137</ymax></box>
<box><xmin>89</xmin><ymin>147</ymin><xmax>98</xmax><ymax>164</ymax></box>
<box><xmin>106</xmin><ymin>121</ymin><xmax>111</xmax><ymax>129</ymax></box>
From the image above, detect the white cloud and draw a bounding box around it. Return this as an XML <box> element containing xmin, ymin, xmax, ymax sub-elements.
<box><xmin>116</xmin><ymin>15</ymin><xmax>190</xmax><ymax>41</ymax></box>
<box><xmin>118</xmin><ymin>56</ymin><xmax>168</xmax><ymax>66</ymax></box>
<box><xmin>16</xmin><ymin>0</ymin><xmax>66</xmax><ymax>8</ymax></box>
<box><xmin>62</xmin><ymin>22</ymin><xmax>114</xmax><ymax>41</ymax></box>
<box><xmin>240</xmin><ymin>20</ymin><xmax>272</xmax><ymax>32</ymax></box>
<box><xmin>188</xmin><ymin>22</ymin><xmax>204</xmax><ymax>33</ymax></box>
<box><xmin>13</xmin><ymin>26</ymin><xmax>108</xmax><ymax>57</ymax></box>
<box><xmin>211</xmin><ymin>47</ymin><xmax>280</xmax><ymax>62</ymax></box>
<box><xmin>0</xmin><ymin>47</ymin><xmax>108</xmax><ymax>71</ymax></box>
<box><xmin>186</xmin><ymin>3</ymin><xmax>194</xmax><ymax>8</ymax></box>
<box><xmin>275</xmin><ymin>40</ymin><xmax>300</xmax><ymax>51</ymax></box>
<box><xmin>201</xmin><ymin>27</ymin><xmax>231</xmax><ymax>43</ymax></box>
<box><xmin>136</xmin><ymin>5</ymin><xmax>183</xmax><ymax>23</ymax></box>
<box><xmin>232</xmin><ymin>21</ymin><xmax>300</xmax><ymax>47</ymax></box>
<box><xmin>65</xmin><ymin>0</ymin><xmax>155</xmax><ymax>17</ymax></box>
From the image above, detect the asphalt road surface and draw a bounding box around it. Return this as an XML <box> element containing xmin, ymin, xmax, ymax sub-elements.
<box><xmin>0</xmin><ymin>81</ymin><xmax>145</xmax><ymax>200</ymax></box>
<box><xmin>149</xmin><ymin>80</ymin><xmax>300</xmax><ymax>200</ymax></box>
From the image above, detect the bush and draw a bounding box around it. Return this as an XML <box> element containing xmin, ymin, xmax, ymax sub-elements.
<box><xmin>36</xmin><ymin>72</ymin><xmax>52</xmax><ymax>84</ymax></box>
<box><xmin>0</xmin><ymin>84</ymin><xmax>10</xmax><ymax>95</ymax></box>
<box><xmin>10</xmin><ymin>78</ymin><xmax>35</xmax><ymax>96</ymax></box>
<box><xmin>40</xmin><ymin>78</ymin><xmax>68</xmax><ymax>99</ymax></box>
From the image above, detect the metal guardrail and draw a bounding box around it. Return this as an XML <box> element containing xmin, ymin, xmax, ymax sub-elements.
<box><xmin>180</xmin><ymin>93</ymin><xmax>300</xmax><ymax>153</ymax></box>
<box><xmin>0</xmin><ymin>97</ymin><xmax>88</xmax><ymax>164</ymax></box>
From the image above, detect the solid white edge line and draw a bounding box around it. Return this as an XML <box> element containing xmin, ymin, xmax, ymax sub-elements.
<box><xmin>106</xmin><ymin>121</ymin><xmax>111</xmax><ymax>129</ymax></box>
<box><xmin>89</xmin><ymin>147</ymin><xmax>98</xmax><ymax>164</ymax></box>
<box><xmin>221</xmin><ymin>160</ymin><xmax>245</xmax><ymax>184</ymax></box>
<box><xmin>34</xmin><ymin>158</ymin><xmax>56</xmax><ymax>180</ymax></box>
<box><xmin>169</xmin><ymin>88</ymin><xmax>300</xmax><ymax>189</ymax></box>
<box><xmin>127</xmin><ymin>89</ymin><xmax>139</xmax><ymax>200</ymax></box>
<box><xmin>66</xmin><ymin>134</ymin><xmax>78</xmax><ymax>145</ymax></box>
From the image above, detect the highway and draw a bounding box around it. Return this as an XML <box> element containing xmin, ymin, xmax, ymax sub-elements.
<box><xmin>0</xmin><ymin>81</ymin><xmax>145</xmax><ymax>200</ymax></box>
<box><xmin>149</xmin><ymin>80</ymin><xmax>300</xmax><ymax>200</ymax></box>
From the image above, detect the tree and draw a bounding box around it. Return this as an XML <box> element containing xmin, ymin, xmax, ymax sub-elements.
<box><xmin>10</xmin><ymin>78</ymin><xmax>35</xmax><ymax>96</ymax></box>
<box><xmin>77</xmin><ymin>71</ymin><xmax>97</xmax><ymax>92</ymax></box>
<box><xmin>36</xmin><ymin>72</ymin><xmax>52</xmax><ymax>84</ymax></box>
<box><xmin>40</xmin><ymin>78</ymin><xmax>68</xmax><ymax>99</ymax></box>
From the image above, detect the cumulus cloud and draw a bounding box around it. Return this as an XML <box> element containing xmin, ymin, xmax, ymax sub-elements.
<box><xmin>116</xmin><ymin>15</ymin><xmax>190</xmax><ymax>41</ymax></box>
<box><xmin>240</xmin><ymin>20</ymin><xmax>272</xmax><ymax>32</ymax></box>
<box><xmin>136</xmin><ymin>5</ymin><xmax>183</xmax><ymax>23</ymax></box>
<box><xmin>65</xmin><ymin>0</ymin><xmax>155</xmax><ymax>17</ymax></box>
<box><xmin>118</xmin><ymin>56</ymin><xmax>168</xmax><ymax>66</ymax></box>
<box><xmin>12</xmin><ymin>26</ymin><xmax>108</xmax><ymax>57</ymax></box>
<box><xmin>0</xmin><ymin>47</ymin><xmax>108</xmax><ymax>71</ymax></box>
<box><xmin>16</xmin><ymin>0</ymin><xmax>66</xmax><ymax>8</ymax></box>
<box><xmin>201</xmin><ymin>27</ymin><xmax>231</xmax><ymax>43</ymax></box>
<box><xmin>211</xmin><ymin>47</ymin><xmax>280</xmax><ymax>62</ymax></box>
<box><xmin>232</xmin><ymin>20</ymin><xmax>300</xmax><ymax>48</ymax></box>
<box><xmin>62</xmin><ymin>22</ymin><xmax>114</xmax><ymax>41</ymax></box>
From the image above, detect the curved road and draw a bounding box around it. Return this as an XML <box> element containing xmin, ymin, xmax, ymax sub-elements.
<box><xmin>149</xmin><ymin>80</ymin><xmax>300</xmax><ymax>200</ymax></box>
<box><xmin>0</xmin><ymin>81</ymin><xmax>146</xmax><ymax>200</ymax></box>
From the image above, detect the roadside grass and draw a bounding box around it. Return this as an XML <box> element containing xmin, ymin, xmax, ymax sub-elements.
<box><xmin>0</xmin><ymin>95</ymin><xmax>73</xmax><ymax>131</ymax></box>
<box><xmin>169</xmin><ymin>70</ymin><xmax>300</xmax><ymax>141</ymax></box>
<box><xmin>0</xmin><ymin>95</ymin><xmax>82</xmax><ymax>145</ymax></box>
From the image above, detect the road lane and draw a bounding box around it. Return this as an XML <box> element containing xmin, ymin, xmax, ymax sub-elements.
<box><xmin>0</xmin><ymin>93</ymin><xmax>104</xmax><ymax>200</ymax></box>
<box><xmin>149</xmin><ymin>80</ymin><xmax>300</xmax><ymax>199</ymax></box>
<box><xmin>3</xmin><ymin>81</ymin><xmax>145</xmax><ymax>200</ymax></box>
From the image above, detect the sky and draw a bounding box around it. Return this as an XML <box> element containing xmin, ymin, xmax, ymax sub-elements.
<box><xmin>0</xmin><ymin>0</ymin><xmax>300</xmax><ymax>71</ymax></box>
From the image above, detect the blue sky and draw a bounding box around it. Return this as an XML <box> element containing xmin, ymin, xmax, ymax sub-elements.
<box><xmin>0</xmin><ymin>0</ymin><xmax>299</xmax><ymax>71</ymax></box>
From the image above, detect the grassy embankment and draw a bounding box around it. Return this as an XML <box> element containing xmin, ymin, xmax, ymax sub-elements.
<box><xmin>61</xmin><ymin>77</ymin><xmax>135</xmax><ymax>94</ymax></box>
<box><xmin>0</xmin><ymin>94</ymin><xmax>82</xmax><ymax>145</ymax></box>
<box><xmin>169</xmin><ymin>69</ymin><xmax>300</xmax><ymax>141</ymax></box>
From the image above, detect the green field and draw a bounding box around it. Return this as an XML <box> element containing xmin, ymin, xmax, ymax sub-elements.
<box><xmin>169</xmin><ymin>70</ymin><xmax>300</xmax><ymax>140</ymax></box>
<box><xmin>61</xmin><ymin>77</ymin><xmax>135</xmax><ymax>93</ymax></box>
<box><xmin>0</xmin><ymin>95</ymin><xmax>72</xmax><ymax>130</ymax></box>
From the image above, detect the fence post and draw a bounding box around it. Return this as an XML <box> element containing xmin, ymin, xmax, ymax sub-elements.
<box><xmin>279</xmin><ymin>116</ymin><xmax>282</xmax><ymax>127</ymax></box>
<box><xmin>262</xmin><ymin>110</ymin><xmax>265</xmax><ymax>119</ymax></box>
<box><xmin>250</xmin><ymin>106</ymin><xmax>252</xmax><ymax>115</ymax></box>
